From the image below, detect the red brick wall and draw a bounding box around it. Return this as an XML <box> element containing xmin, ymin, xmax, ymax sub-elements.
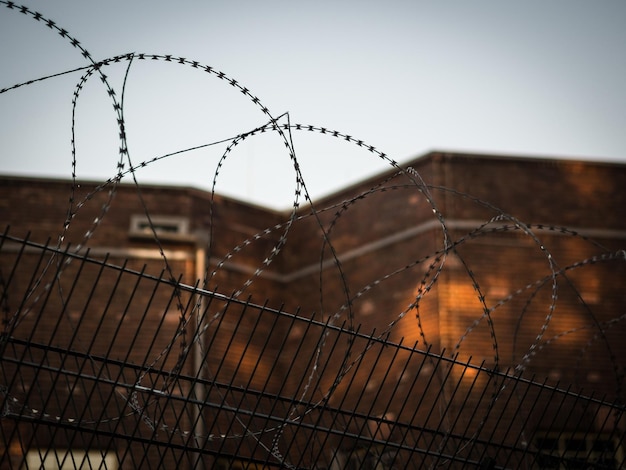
<box><xmin>2</xmin><ymin>151</ymin><xmax>625</xmax><ymax>467</ymax></box>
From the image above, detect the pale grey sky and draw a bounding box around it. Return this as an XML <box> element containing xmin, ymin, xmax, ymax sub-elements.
<box><xmin>1</xmin><ymin>1</ymin><xmax>625</xmax><ymax>209</ymax></box>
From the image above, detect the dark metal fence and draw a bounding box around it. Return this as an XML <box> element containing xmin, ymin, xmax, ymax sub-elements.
<box><xmin>1</xmin><ymin>228</ymin><xmax>624</xmax><ymax>469</ymax></box>
<box><xmin>1</xmin><ymin>2</ymin><xmax>625</xmax><ymax>468</ymax></box>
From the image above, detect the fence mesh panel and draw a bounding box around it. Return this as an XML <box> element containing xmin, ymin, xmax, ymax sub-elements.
<box><xmin>1</xmin><ymin>228</ymin><xmax>624</xmax><ymax>469</ymax></box>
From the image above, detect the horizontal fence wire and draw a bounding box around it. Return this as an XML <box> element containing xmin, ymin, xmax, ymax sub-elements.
<box><xmin>1</xmin><ymin>228</ymin><xmax>624</xmax><ymax>469</ymax></box>
<box><xmin>2</xmin><ymin>3</ymin><xmax>625</xmax><ymax>467</ymax></box>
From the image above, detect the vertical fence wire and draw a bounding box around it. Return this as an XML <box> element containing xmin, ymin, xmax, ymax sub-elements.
<box><xmin>1</xmin><ymin>229</ymin><xmax>625</xmax><ymax>469</ymax></box>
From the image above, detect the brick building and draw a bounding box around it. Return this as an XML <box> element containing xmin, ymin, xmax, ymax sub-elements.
<box><xmin>1</xmin><ymin>151</ymin><xmax>625</xmax><ymax>468</ymax></box>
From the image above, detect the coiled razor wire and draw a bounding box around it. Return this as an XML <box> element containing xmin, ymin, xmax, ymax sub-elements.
<box><xmin>1</xmin><ymin>3</ymin><xmax>625</xmax><ymax>469</ymax></box>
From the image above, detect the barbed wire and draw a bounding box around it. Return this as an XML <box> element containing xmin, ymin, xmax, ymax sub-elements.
<box><xmin>1</xmin><ymin>2</ymin><xmax>625</xmax><ymax>469</ymax></box>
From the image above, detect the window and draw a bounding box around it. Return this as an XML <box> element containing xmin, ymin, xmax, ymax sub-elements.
<box><xmin>24</xmin><ymin>449</ymin><xmax>118</xmax><ymax>469</ymax></box>
<box><xmin>331</xmin><ymin>445</ymin><xmax>395</xmax><ymax>470</ymax></box>
<box><xmin>534</xmin><ymin>433</ymin><xmax>623</xmax><ymax>469</ymax></box>
<box><xmin>129</xmin><ymin>215</ymin><xmax>192</xmax><ymax>241</ymax></box>
<box><xmin>215</xmin><ymin>458</ymin><xmax>271</xmax><ymax>469</ymax></box>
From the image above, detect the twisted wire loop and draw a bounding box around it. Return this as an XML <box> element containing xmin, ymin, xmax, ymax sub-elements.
<box><xmin>1</xmin><ymin>3</ymin><xmax>625</xmax><ymax>469</ymax></box>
